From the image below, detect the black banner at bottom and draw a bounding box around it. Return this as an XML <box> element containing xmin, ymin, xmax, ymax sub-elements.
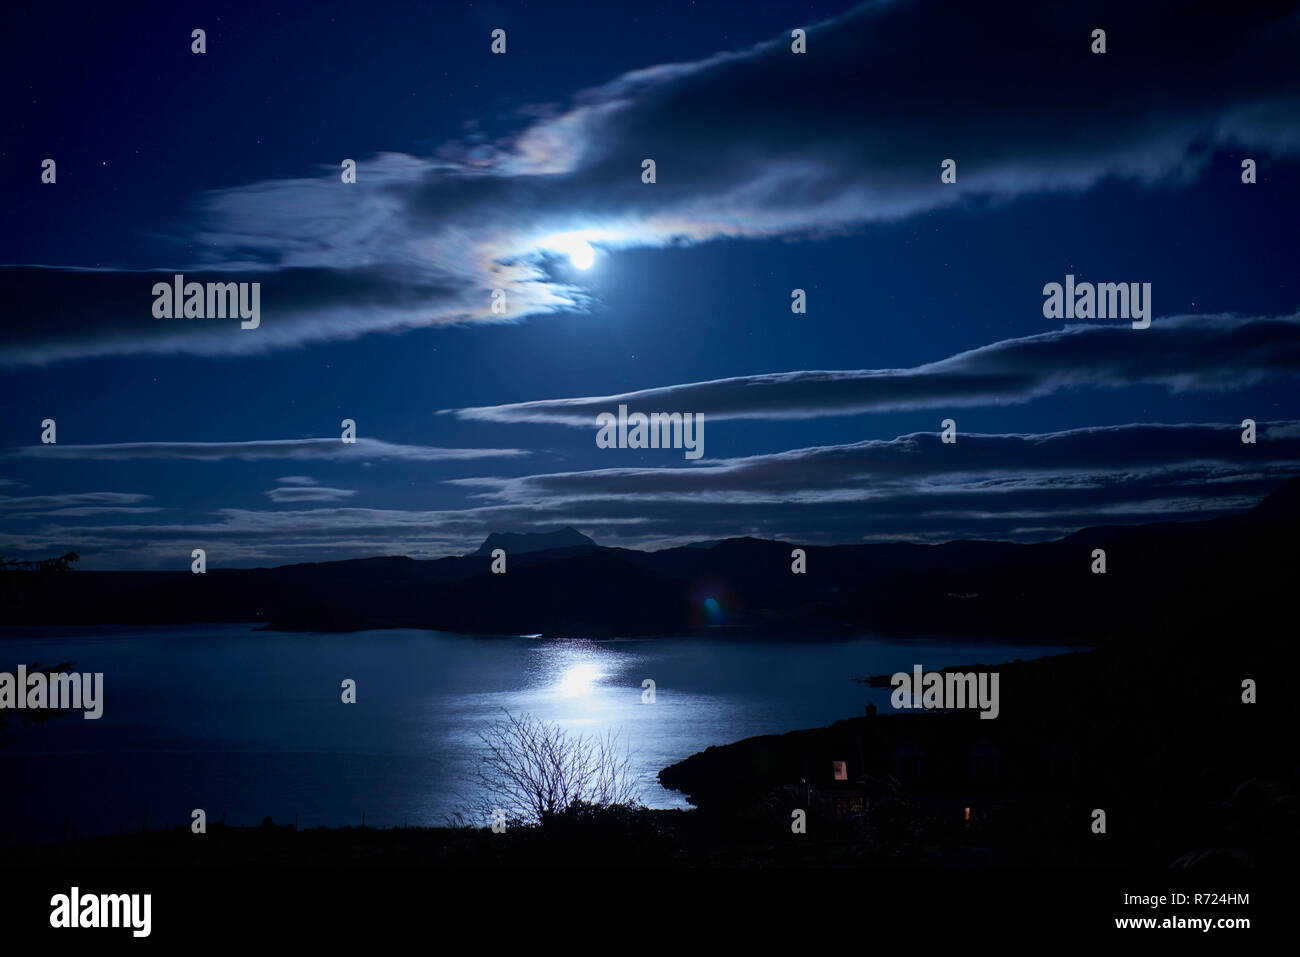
<box><xmin>0</xmin><ymin>866</ymin><xmax>1274</xmax><ymax>944</ymax></box>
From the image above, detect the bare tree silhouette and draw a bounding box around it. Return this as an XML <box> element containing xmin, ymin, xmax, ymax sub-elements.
<box><xmin>466</xmin><ymin>710</ymin><xmax>640</xmax><ymax>827</ymax></box>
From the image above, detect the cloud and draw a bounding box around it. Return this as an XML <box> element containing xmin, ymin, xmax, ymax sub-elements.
<box><xmin>11</xmin><ymin>420</ymin><xmax>1297</xmax><ymax>567</ymax></box>
<box><xmin>265</xmin><ymin>486</ymin><xmax>358</xmax><ymax>503</ymax></box>
<box><xmin>449</xmin><ymin>421</ymin><xmax>1300</xmax><ymax>503</ymax></box>
<box><xmin>8</xmin><ymin>437</ymin><xmax>529</xmax><ymax>462</ymax></box>
<box><xmin>275</xmin><ymin>476</ymin><xmax>319</xmax><ymax>486</ymax></box>
<box><xmin>1266</xmin><ymin>422</ymin><xmax>1300</xmax><ymax>439</ymax></box>
<box><xmin>3</xmin><ymin>1</ymin><xmax>1298</xmax><ymax>364</ymax></box>
<box><xmin>7</xmin><ymin>507</ymin><xmax>165</xmax><ymax>518</ymax></box>
<box><xmin>448</xmin><ymin>313</ymin><xmax>1300</xmax><ymax>424</ymax></box>
<box><xmin>0</xmin><ymin>492</ymin><xmax>152</xmax><ymax>511</ymax></box>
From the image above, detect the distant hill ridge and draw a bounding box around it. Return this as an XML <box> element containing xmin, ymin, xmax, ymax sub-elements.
<box><xmin>5</xmin><ymin>477</ymin><xmax>1298</xmax><ymax>640</ymax></box>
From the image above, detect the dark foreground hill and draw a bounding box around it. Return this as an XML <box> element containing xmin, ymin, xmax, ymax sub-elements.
<box><xmin>659</xmin><ymin>631</ymin><xmax>1300</xmax><ymax>867</ymax></box>
<box><xmin>3</xmin><ymin>478</ymin><xmax>1298</xmax><ymax>642</ymax></box>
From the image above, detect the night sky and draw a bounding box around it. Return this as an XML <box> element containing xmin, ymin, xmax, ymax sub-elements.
<box><xmin>2</xmin><ymin>0</ymin><xmax>1299</xmax><ymax>568</ymax></box>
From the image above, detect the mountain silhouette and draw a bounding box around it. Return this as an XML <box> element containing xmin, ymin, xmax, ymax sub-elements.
<box><xmin>470</xmin><ymin>527</ymin><xmax>599</xmax><ymax>557</ymax></box>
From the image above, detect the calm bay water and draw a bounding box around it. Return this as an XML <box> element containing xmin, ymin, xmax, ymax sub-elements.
<box><xmin>0</xmin><ymin>624</ymin><xmax>1080</xmax><ymax>842</ymax></box>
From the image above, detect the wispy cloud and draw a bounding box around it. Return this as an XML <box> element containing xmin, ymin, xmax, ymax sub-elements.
<box><xmin>3</xmin><ymin>1</ymin><xmax>1297</xmax><ymax>364</ymax></box>
<box><xmin>9</xmin><ymin>421</ymin><xmax>1295</xmax><ymax>567</ymax></box>
<box><xmin>0</xmin><ymin>492</ymin><xmax>153</xmax><ymax>511</ymax></box>
<box><xmin>7</xmin><ymin>507</ymin><xmax>165</xmax><ymax>518</ymax></box>
<box><xmin>449</xmin><ymin>421</ymin><xmax>1300</xmax><ymax>503</ymax></box>
<box><xmin>9</xmin><ymin>437</ymin><xmax>529</xmax><ymax>462</ymax></box>
<box><xmin>448</xmin><ymin>314</ymin><xmax>1300</xmax><ymax>424</ymax></box>
<box><xmin>265</xmin><ymin>486</ymin><xmax>357</xmax><ymax>503</ymax></box>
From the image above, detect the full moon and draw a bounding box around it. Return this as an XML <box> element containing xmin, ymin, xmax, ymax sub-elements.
<box><xmin>569</xmin><ymin>241</ymin><xmax>595</xmax><ymax>270</ymax></box>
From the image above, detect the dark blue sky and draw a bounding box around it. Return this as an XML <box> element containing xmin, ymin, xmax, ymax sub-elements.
<box><xmin>3</xmin><ymin>0</ymin><xmax>1299</xmax><ymax>567</ymax></box>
